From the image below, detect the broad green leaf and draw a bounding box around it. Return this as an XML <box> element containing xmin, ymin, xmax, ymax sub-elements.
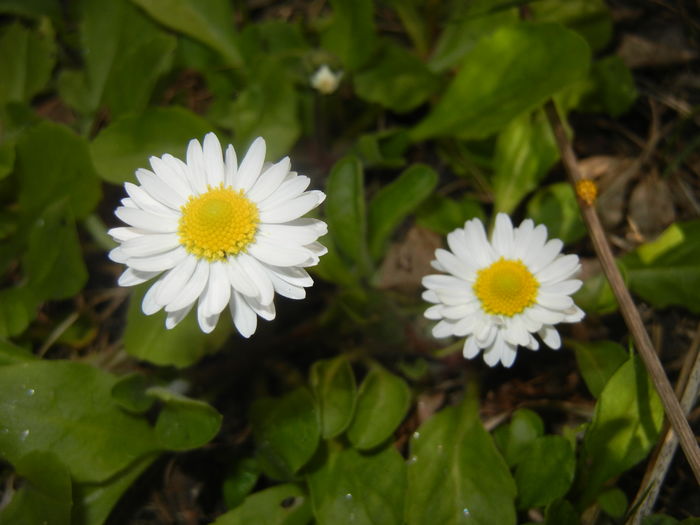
<box><xmin>0</xmin><ymin>138</ymin><xmax>15</xmax><ymax>179</ymax></box>
<box><xmin>0</xmin><ymin>451</ymin><xmax>71</xmax><ymax>525</ymax></box>
<box><xmin>148</xmin><ymin>386</ymin><xmax>222</xmax><ymax>450</ymax></box>
<box><xmin>405</xmin><ymin>396</ymin><xmax>516</xmax><ymax>525</ymax></box>
<box><xmin>582</xmin><ymin>356</ymin><xmax>664</xmax><ymax>504</ymax></box>
<box><xmin>514</xmin><ymin>435</ymin><xmax>575</xmax><ymax>509</ymax></box>
<box><xmin>0</xmin><ymin>22</ymin><xmax>56</xmax><ymax>105</ymax></box>
<box><xmin>324</xmin><ymin>156</ymin><xmax>369</xmax><ymax>269</ymax></box>
<box><xmin>130</xmin><ymin>0</ymin><xmax>242</xmax><ymax>67</ymax></box>
<box><xmin>346</xmin><ymin>365</ymin><xmax>411</xmax><ymax>450</ymax></box>
<box><xmin>492</xmin><ymin>110</ymin><xmax>559</xmax><ymax>214</ymax></box>
<box><xmin>578</xmin><ymin>56</ymin><xmax>637</xmax><ymax>117</ymax></box>
<box><xmin>0</xmin><ymin>338</ymin><xmax>36</xmax><ymax>365</ymax></box>
<box><xmin>222</xmin><ymin>457</ymin><xmax>261</xmax><ymax>510</ymax></box>
<box><xmin>250</xmin><ymin>387</ymin><xmax>320</xmax><ymax>480</ymax></box>
<box><xmin>90</xmin><ymin>107</ymin><xmax>212</xmax><ymax>184</ymax></box>
<box><xmin>367</xmin><ymin>164</ymin><xmax>438</xmax><ymax>260</ymax></box>
<box><xmin>213</xmin><ymin>484</ymin><xmax>311</xmax><ymax>525</ymax></box>
<box><xmin>526</xmin><ymin>182</ymin><xmax>587</xmax><ymax>245</ymax></box>
<box><xmin>574</xmin><ymin>272</ymin><xmax>617</xmax><ymax>315</ymax></box>
<box><xmin>59</xmin><ymin>0</ymin><xmax>176</xmax><ymax>118</ymax></box>
<box><xmin>354</xmin><ymin>128</ymin><xmax>409</xmax><ymax>169</ymax></box>
<box><xmin>308</xmin><ymin>443</ymin><xmax>405</xmax><ymax>525</ymax></box>
<box><xmin>416</xmin><ymin>194</ymin><xmax>485</xmax><ymax>235</ymax></box>
<box><xmin>545</xmin><ymin>500</ymin><xmax>579</xmax><ymax>525</ymax></box>
<box><xmin>72</xmin><ymin>455</ymin><xmax>155</xmax><ymax>525</ymax></box>
<box><xmin>110</xmin><ymin>373</ymin><xmax>154</xmax><ymax>413</ymax></box>
<box><xmin>0</xmin><ymin>287</ymin><xmax>37</xmax><ymax>338</ymax></box>
<box><xmin>597</xmin><ymin>487</ymin><xmax>627</xmax><ymax>519</ymax></box>
<box><xmin>123</xmin><ymin>284</ymin><xmax>228</xmax><ymax>368</ymax></box>
<box><xmin>412</xmin><ymin>23</ymin><xmax>590</xmax><ymax>141</ymax></box>
<box><xmin>321</xmin><ymin>0</ymin><xmax>376</xmax><ymax>71</ymax></box>
<box><xmin>531</xmin><ymin>0</ymin><xmax>612</xmax><ymax>52</ymax></box>
<box><xmin>23</xmin><ymin>203</ymin><xmax>87</xmax><ymax>301</ymax></box>
<box><xmin>492</xmin><ymin>408</ymin><xmax>544</xmax><ymax>467</ymax></box>
<box><xmin>569</xmin><ymin>340</ymin><xmax>627</xmax><ymax>398</ymax></box>
<box><xmin>429</xmin><ymin>0</ymin><xmax>518</xmax><ymax>72</ymax></box>
<box><xmin>15</xmin><ymin>121</ymin><xmax>101</xmax><ymax>220</ymax></box>
<box><xmin>354</xmin><ymin>42</ymin><xmax>440</xmax><ymax>113</ymax></box>
<box><xmin>0</xmin><ymin>0</ymin><xmax>61</xmax><ymax>20</ymax></box>
<box><xmin>227</xmin><ymin>58</ymin><xmax>300</xmax><ymax>160</ymax></box>
<box><xmin>310</xmin><ymin>356</ymin><xmax>357</xmax><ymax>439</ymax></box>
<box><xmin>0</xmin><ymin>361</ymin><xmax>159</xmax><ymax>482</ymax></box>
<box><xmin>642</xmin><ymin>516</ymin><xmax>680</xmax><ymax>525</ymax></box>
<box><xmin>311</xmin><ymin>236</ymin><xmax>359</xmax><ymax>288</ymax></box>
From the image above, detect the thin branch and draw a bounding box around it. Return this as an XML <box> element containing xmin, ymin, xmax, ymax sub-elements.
<box><xmin>544</xmin><ymin>101</ymin><xmax>700</xmax><ymax>484</ymax></box>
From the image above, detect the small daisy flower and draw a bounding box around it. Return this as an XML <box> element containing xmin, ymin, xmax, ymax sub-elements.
<box><xmin>422</xmin><ymin>213</ymin><xmax>584</xmax><ymax>367</ymax></box>
<box><xmin>310</xmin><ymin>65</ymin><xmax>343</xmax><ymax>95</ymax></box>
<box><xmin>108</xmin><ymin>133</ymin><xmax>327</xmax><ymax>337</ymax></box>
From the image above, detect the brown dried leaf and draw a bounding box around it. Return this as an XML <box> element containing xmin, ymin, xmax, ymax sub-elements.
<box><xmin>377</xmin><ymin>225</ymin><xmax>442</xmax><ymax>291</ymax></box>
<box><xmin>628</xmin><ymin>171</ymin><xmax>676</xmax><ymax>240</ymax></box>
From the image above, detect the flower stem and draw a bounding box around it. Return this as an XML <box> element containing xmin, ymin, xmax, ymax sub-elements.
<box><xmin>544</xmin><ymin>100</ymin><xmax>700</xmax><ymax>485</ymax></box>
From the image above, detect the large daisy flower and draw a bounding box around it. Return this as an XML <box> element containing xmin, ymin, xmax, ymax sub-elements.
<box><xmin>422</xmin><ymin>213</ymin><xmax>584</xmax><ymax>367</ymax></box>
<box><xmin>108</xmin><ymin>133</ymin><xmax>327</xmax><ymax>337</ymax></box>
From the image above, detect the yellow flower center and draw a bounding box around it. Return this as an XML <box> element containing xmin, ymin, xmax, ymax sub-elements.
<box><xmin>178</xmin><ymin>184</ymin><xmax>258</xmax><ymax>261</ymax></box>
<box><xmin>473</xmin><ymin>258</ymin><xmax>539</xmax><ymax>317</ymax></box>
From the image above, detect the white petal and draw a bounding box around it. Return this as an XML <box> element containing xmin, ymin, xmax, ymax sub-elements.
<box><xmin>446</xmin><ymin>229</ymin><xmax>479</xmax><ymax>272</ymax></box>
<box><xmin>526</xmin><ymin>238</ymin><xmax>564</xmax><ymax>273</ymax></box>
<box><xmin>149</xmin><ymin>155</ymin><xmax>191</xmax><ymax>199</ymax></box>
<box><xmin>563</xmin><ymin>305</ymin><xmax>585</xmax><ymax>323</ymax></box>
<box><xmin>230</xmin><ymin>291</ymin><xmax>257</xmax><ymax>338</ymax></box>
<box><xmin>482</xmin><ymin>342</ymin><xmax>501</xmax><ymax>367</ymax></box>
<box><xmin>237</xmin><ymin>253</ymin><xmax>274</xmax><ymax>305</ymax></box>
<box><xmin>126</xmin><ymin>246</ymin><xmax>188</xmax><ymax>272</ymax></box>
<box><xmin>256</xmin><ymin>221</ymin><xmax>325</xmax><ymax>247</ymax></box>
<box><xmin>268</xmin><ymin>270</ymin><xmax>306</xmax><ymax>299</ymax></box>
<box><xmin>422</xmin><ymin>274</ymin><xmax>467</xmax><ymax>290</ymax></box>
<box><xmin>539</xmin><ymin>325</ymin><xmax>562</xmax><ymax>349</ymax></box>
<box><xmin>513</xmin><ymin>219</ymin><xmax>535</xmax><ymax>259</ymax></box>
<box><xmin>115</xmin><ymin>207</ymin><xmax>179</xmax><ymax>233</ymax></box>
<box><xmin>235</xmin><ymin>137</ymin><xmax>266</xmax><ymax>192</ymax></box>
<box><xmin>109</xmin><ymin>227</ymin><xmax>143</xmax><ymax>242</ymax></box>
<box><xmin>243</xmin><ymin>294</ymin><xmax>276</xmax><ymax>321</ymax></box>
<box><xmin>135</xmin><ymin>169</ymin><xmax>186</xmax><ymax>209</ymax></box>
<box><xmin>197</xmin><ymin>303</ymin><xmax>221</xmax><ymax>334</ymax></box>
<box><xmin>246</xmin><ymin>157</ymin><xmax>290</xmax><ymax>202</ymax></box>
<box><xmin>424</xmin><ymin>304</ymin><xmax>443</xmax><ymax>320</ymax></box>
<box><xmin>120</xmin><ymin>233</ymin><xmax>181</xmax><ymax>257</ymax></box>
<box><xmin>248</xmin><ymin>239</ymin><xmax>313</xmax><ymax>267</ymax></box>
<box><xmin>108</xmin><ymin>247</ymin><xmax>129</xmax><ymax>263</ymax></box>
<box><xmin>224</xmin><ymin>144</ymin><xmax>238</xmax><ymax>187</ymax></box>
<box><xmin>453</xmin><ymin>315</ymin><xmax>478</xmax><ymax>336</ymax></box>
<box><xmin>541</xmin><ymin>279</ymin><xmax>582</xmax><ymax>296</ymax></box>
<box><xmin>165</xmin><ymin>303</ymin><xmax>194</xmax><ymax>329</ymax></box>
<box><xmin>257</xmin><ymin>175</ymin><xmax>311</xmax><ymax>210</ymax></box>
<box><xmin>261</xmin><ymin>264</ymin><xmax>313</xmax><ymax>288</ymax></box>
<box><xmin>463</xmin><ymin>336</ymin><xmax>481</xmax><ymax>359</ymax></box>
<box><xmin>200</xmin><ymin>261</ymin><xmax>231</xmax><ymax>316</ymax></box>
<box><xmin>433</xmin><ymin>320</ymin><xmax>457</xmax><ymax>338</ymax></box>
<box><xmin>527</xmin><ymin>304</ymin><xmax>565</xmax><ymax>324</ymax></box>
<box><xmin>536</xmin><ymin>255</ymin><xmax>580</xmax><ymax>284</ymax></box>
<box><xmin>166</xmin><ymin>258</ymin><xmax>210</xmax><ymax>312</ymax></box>
<box><xmin>492</xmin><ymin>213</ymin><xmax>515</xmax><ymax>258</ymax></box>
<box><xmin>463</xmin><ymin>218</ymin><xmax>495</xmax><ymax>267</ymax></box>
<box><xmin>186</xmin><ymin>138</ymin><xmax>208</xmax><ymax>194</ymax></box>
<box><xmin>434</xmin><ymin>249</ymin><xmax>474</xmax><ymax>281</ymax></box>
<box><xmin>161</xmin><ymin>154</ymin><xmax>195</xmax><ymax>195</ymax></box>
<box><xmin>142</xmin><ymin>280</ymin><xmax>164</xmax><ymax>315</ymax></box>
<box><xmin>125</xmin><ymin>180</ymin><xmax>179</xmax><ymax>217</ymax></box>
<box><xmin>156</xmin><ymin>255</ymin><xmax>198</xmax><ymax>305</ymax></box>
<box><xmin>504</xmin><ymin>316</ymin><xmax>530</xmax><ymax>346</ymax></box>
<box><xmin>500</xmin><ymin>344</ymin><xmax>517</xmax><ymax>367</ymax></box>
<box><xmin>422</xmin><ymin>290</ymin><xmax>439</xmax><ymax>303</ymax></box>
<box><xmin>435</xmin><ymin>287</ymin><xmax>475</xmax><ymax>306</ymax></box>
<box><xmin>259</xmin><ymin>191</ymin><xmax>325</xmax><ymax>223</ymax></box>
<box><xmin>202</xmin><ymin>132</ymin><xmax>225</xmax><ymax>187</ymax></box>
<box><xmin>118</xmin><ymin>268</ymin><xmax>159</xmax><ymax>287</ymax></box>
<box><xmin>537</xmin><ymin>292</ymin><xmax>574</xmax><ymax>310</ymax></box>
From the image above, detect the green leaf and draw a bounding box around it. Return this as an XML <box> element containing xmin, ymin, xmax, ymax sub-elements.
<box><xmin>405</xmin><ymin>396</ymin><xmax>516</xmax><ymax>525</ymax></box>
<box><xmin>429</xmin><ymin>0</ymin><xmax>518</xmax><ymax>73</ymax></box>
<box><xmin>346</xmin><ymin>365</ymin><xmax>411</xmax><ymax>450</ymax></box>
<box><xmin>526</xmin><ymin>182</ymin><xmax>587</xmax><ymax>245</ymax></box>
<box><xmin>515</xmin><ymin>436</ymin><xmax>575</xmax><ymax>509</ymax></box>
<box><xmin>16</xmin><ymin>121</ymin><xmax>101</xmax><ymax>220</ymax></box>
<box><xmin>531</xmin><ymin>0</ymin><xmax>612</xmax><ymax>52</ymax></box>
<box><xmin>0</xmin><ymin>136</ymin><xmax>16</xmax><ymax>180</ymax></box>
<box><xmin>354</xmin><ymin>42</ymin><xmax>440</xmax><ymax>113</ymax></box>
<box><xmin>72</xmin><ymin>455</ymin><xmax>155</xmax><ymax>525</ymax></box>
<box><xmin>110</xmin><ymin>373</ymin><xmax>154</xmax><ymax>413</ymax></box>
<box><xmin>23</xmin><ymin>202</ymin><xmax>87</xmax><ymax>301</ymax></box>
<box><xmin>0</xmin><ymin>0</ymin><xmax>61</xmax><ymax>20</ymax></box>
<box><xmin>544</xmin><ymin>500</ymin><xmax>579</xmax><ymax>525</ymax></box>
<box><xmin>0</xmin><ymin>22</ymin><xmax>56</xmax><ymax>105</ymax></box>
<box><xmin>574</xmin><ymin>272</ymin><xmax>618</xmax><ymax>315</ymax></box>
<box><xmin>222</xmin><ymin>457</ymin><xmax>260</xmax><ymax>510</ymax></box>
<box><xmin>59</xmin><ymin>0</ymin><xmax>176</xmax><ymax>118</ymax></box>
<box><xmin>90</xmin><ymin>107</ymin><xmax>212</xmax><ymax>185</ymax></box>
<box><xmin>569</xmin><ymin>340</ymin><xmax>627</xmax><ymax>398</ymax></box>
<box><xmin>492</xmin><ymin>110</ymin><xmax>559</xmax><ymax>214</ymax></box>
<box><xmin>642</xmin><ymin>516</ymin><xmax>680</xmax><ymax>525</ymax></box>
<box><xmin>308</xmin><ymin>443</ymin><xmax>406</xmax><ymax>525</ymax></box>
<box><xmin>493</xmin><ymin>408</ymin><xmax>544</xmax><ymax>467</ymax></box>
<box><xmin>354</xmin><ymin>128</ymin><xmax>409</xmax><ymax>169</ymax></box>
<box><xmin>0</xmin><ymin>338</ymin><xmax>36</xmax><ymax>365</ymax></box>
<box><xmin>311</xmin><ymin>236</ymin><xmax>359</xmax><ymax>288</ymax></box>
<box><xmin>412</xmin><ymin>23</ymin><xmax>590</xmax><ymax>141</ymax></box>
<box><xmin>148</xmin><ymin>386</ymin><xmax>222</xmax><ymax>450</ymax></box>
<box><xmin>0</xmin><ymin>287</ymin><xmax>37</xmax><ymax>338</ymax></box>
<box><xmin>130</xmin><ymin>0</ymin><xmax>242</xmax><ymax>67</ymax></box>
<box><xmin>597</xmin><ymin>487</ymin><xmax>628</xmax><ymax>519</ymax></box>
<box><xmin>578</xmin><ymin>56</ymin><xmax>637</xmax><ymax>117</ymax></box>
<box><xmin>227</xmin><ymin>58</ymin><xmax>300</xmax><ymax>160</ymax></box>
<box><xmin>0</xmin><ymin>361</ymin><xmax>159</xmax><ymax>483</ymax></box>
<box><xmin>310</xmin><ymin>356</ymin><xmax>357</xmax><ymax>439</ymax></box>
<box><xmin>250</xmin><ymin>387</ymin><xmax>320</xmax><ymax>480</ymax></box>
<box><xmin>212</xmin><ymin>484</ymin><xmax>311</xmax><ymax>525</ymax></box>
<box><xmin>0</xmin><ymin>451</ymin><xmax>72</xmax><ymax>525</ymax></box>
<box><xmin>321</xmin><ymin>0</ymin><xmax>376</xmax><ymax>70</ymax></box>
<box><xmin>123</xmin><ymin>284</ymin><xmax>229</xmax><ymax>368</ymax></box>
<box><xmin>367</xmin><ymin>164</ymin><xmax>438</xmax><ymax>260</ymax></box>
<box><xmin>324</xmin><ymin>156</ymin><xmax>369</xmax><ymax>269</ymax></box>
<box><xmin>582</xmin><ymin>356</ymin><xmax>664</xmax><ymax>504</ymax></box>
<box><xmin>416</xmin><ymin>194</ymin><xmax>485</xmax><ymax>235</ymax></box>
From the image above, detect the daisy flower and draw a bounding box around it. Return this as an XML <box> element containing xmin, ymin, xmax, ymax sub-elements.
<box><xmin>422</xmin><ymin>213</ymin><xmax>584</xmax><ymax>367</ymax></box>
<box><xmin>108</xmin><ymin>133</ymin><xmax>327</xmax><ymax>337</ymax></box>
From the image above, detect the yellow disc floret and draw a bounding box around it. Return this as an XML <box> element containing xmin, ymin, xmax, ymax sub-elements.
<box><xmin>473</xmin><ymin>258</ymin><xmax>539</xmax><ymax>316</ymax></box>
<box><xmin>178</xmin><ymin>184</ymin><xmax>258</xmax><ymax>261</ymax></box>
